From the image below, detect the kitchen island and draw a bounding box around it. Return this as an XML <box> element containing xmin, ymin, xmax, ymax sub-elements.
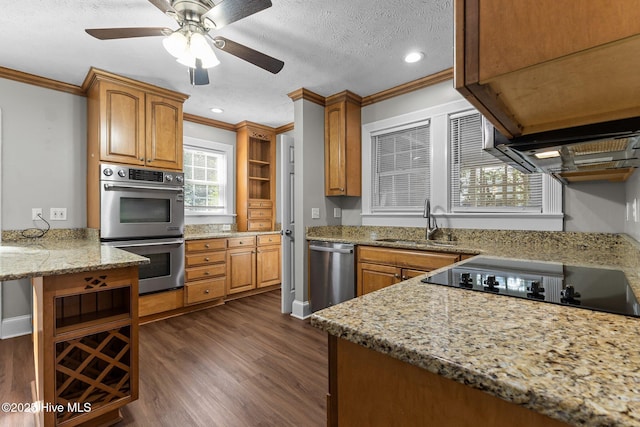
<box><xmin>0</xmin><ymin>237</ymin><xmax>148</xmax><ymax>427</ymax></box>
<box><xmin>310</xmin><ymin>227</ymin><xmax>640</xmax><ymax>426</ymax></box>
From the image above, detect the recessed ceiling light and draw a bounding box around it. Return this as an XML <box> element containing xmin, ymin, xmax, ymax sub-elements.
<box><xmin>210</xmin><ymin>108</ymin><xmax>224</xmax><ymax>114</ymax></box>
<box><xmin>404</xmin><ymin>51</ymin><xmax>424</xmax><ymax>63</ymax></box>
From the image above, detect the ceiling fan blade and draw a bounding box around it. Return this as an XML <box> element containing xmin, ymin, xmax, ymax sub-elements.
<box><xmin>147</xmin><ymin>0</ymin><xmax>182</xmax><ymax>17</ymax></box>
<box><xmin>204</xmin><ymin>0</ymin><xmax>272</xmax><ymax>29</ymax></box>
<box><xmin>212</xmin><ymin>36</ymin><xmax>284</xmax><ymax>74</ymax></box>
<box><xmin>189</xmin><ymin>59</ymin><xmax>210</xmax><ymax>85</ymax></box>
<box><xmin>85</xmin><ymin>27</ymin><xmax>170</xmax><ymax>40</ymax></box>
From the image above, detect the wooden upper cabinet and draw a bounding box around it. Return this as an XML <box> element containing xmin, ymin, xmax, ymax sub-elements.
<box><xmin>324</xmin><ymin>91</ymin><xmax>362</xmax><ymax>196</ymax></box>
<box><xmin>236</xmin><ymin>122</ymin><xmax>276</xmax><ymax>232</ymax></box>
<box><xmin>83</xmin><ymin>67</ymin><xmax>188</xmax><ymax>171</ymax></box>
<box><xmin>455</xmin><ymin>0</ymin><xmax>640</xmax><ymax>138</ymax></box>
<box><xmin>145</xmin><ymin>94</ymin><xmax>184</xmax><ymax>170</ymax></box>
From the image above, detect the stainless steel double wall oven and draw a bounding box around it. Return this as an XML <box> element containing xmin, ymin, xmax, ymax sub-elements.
<box><xmin>100</xmin><ymin>163</ymin><xmax>185</xmax><ymax>295</ymax></box>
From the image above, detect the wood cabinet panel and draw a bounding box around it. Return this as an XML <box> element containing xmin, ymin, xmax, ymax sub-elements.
<box><xmin>185</xmin><ymin>278</ymin><xmax>226</xmax><ymax>305</ymax></box>
<box><xmin>258</xmin><ymin>234</ymin><xmax>281</xmax><ymax>246</ymax></box>
<box><xmin>455</xmin><ymin>0</ymin><xmax>640</xmax><ymax>137</ymax></box>
<box><xmin>358</xmin><ymin>263</ymin><xmax>400</xmax><ymax>296</ymax></box>
<box><xmin>249</xmin><ymin>208</ymin><xmax>272</xmax><ymax>219</ymax></box>
<box><xmin>226</xmin><ymin>248</ymin><xmax>256</xmax><ymax>294</ymax></box>
<box><xmin>248</xmin><ymin>200</ymin><xmax>273</xmax><ymax>209</ymax></box>
<box><xmin>228</xmin><ymin>236</ymin><xmax>256</xmax><ymax>248</ymax></box>
<box><xmin>324</xmin><ymin>91</ymin><xmax>362</xmax><ymax>196</ymax></box>
<box><xmin>257</xmin><ymin>245</ymin><xmax>281</xmax><ymax>288</ymax></box>
<box><xmin>185</xmin><ymin>264</ymin><xmax>226</xmax><ymax>282</ymax></box>
<box><xmin>145</xmin><ymin>93</ymin><xmax>183</xmax><ymax>170</ymax></box>
<box><xmin>99</xmin><ymin>81</ymin><xmax>146</xmax><ymax>165</ymax></box>
<box><xmin>358</xmin><ymin>246</ymin><xmax>460</xmax><ymax>271</ymax></box>
<box><xmin>186</xmin><ymin>239</ymin><xmax>227</xmax><ymax>252</ymax></box>
<box><xmin>186</xmin><ymin>252</ymin><xmax>226</xmax><ymax>267</ymax></box>
<box><xmin>139</xmin><ymin>288</ymin><xmax>184</xmax><ymax>317</ymax></box>
<box><xmin>248</xmin><ymin>220</ymin><xmax>272</xmax><ymax>231</ymax></box>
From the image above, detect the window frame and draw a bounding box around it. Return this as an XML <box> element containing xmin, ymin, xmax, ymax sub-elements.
<box><xmin>361</xmin><ymin>99</ymin><xmax>563</xmax><ymax>231</ymax></box>
<box><xmin>183</xmin><ymin>136</ymin><xmax>235</xmax><ymax>218</ymax></box>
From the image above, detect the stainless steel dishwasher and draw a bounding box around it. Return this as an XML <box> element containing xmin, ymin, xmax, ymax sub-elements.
<box><xmin>309</xmin><ymin>241</ymin><xmax>355</xmax><ymax>313</ymax></box>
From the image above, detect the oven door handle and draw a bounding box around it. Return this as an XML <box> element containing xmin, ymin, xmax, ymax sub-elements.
<box><xmin>103</xmin><ymin>183</ymin><xmax>184</xmax><ymax>192</ymax></box>
<box><xmin>111</xmin><ymin>239</ymin><xmax>185</xmax><ymax>248</ymax></box>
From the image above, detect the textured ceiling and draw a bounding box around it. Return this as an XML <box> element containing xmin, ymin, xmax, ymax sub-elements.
<box><xmin>0</xmin><ymin>0</ymin><xmax>454</xmax><ymax>127</ymax></box>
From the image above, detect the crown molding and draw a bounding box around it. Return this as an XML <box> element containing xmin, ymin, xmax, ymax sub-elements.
<box><xmin>183</xmin><ymin>113</ymin><xmax>236</xmax><ymax>132</ymax></box>
<box><xmin>325</xmin><ymin>90</ymin><xmax>363</xmax><ymax>106</ymax></box>
<box><xmin>275</xmin><ymin>123</ymin><xmax>294</xmax><ymax>134</ymax></box>
<box><xmin>234</xmin><ymin>120</ymin><xmax>276</xmax><ymax>132</ymax></box>
<box><xmin>361</xmin><ymin>68</ymin><xmax>454</xmax><ymax>106</ymax></box>
<box><xmin>0</xmin><ymin>66</ymin><xmax>85</xmax><ymax>96</ymax></box>
<box><xmin>287</xmin><ymin>88</ymin><xmax>325</xmax><ymax>106</ymax></box>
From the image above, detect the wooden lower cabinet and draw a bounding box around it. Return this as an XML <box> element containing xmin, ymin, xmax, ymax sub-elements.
<box><xmin>257</xmin><ymin>234</ymin><xmax>281</xmax><ymax>288</ymax></box>
<box><xmin>32</xmin><ymin>266</ymin><xmax>139</xmax><ymax>427</ymax></box>
<box><xmin>185</xmin><ymin>238</ymin><xmax>227</xmax><ymax>305</ymax></box>
<box><xmin>328</xmin><ymin>336</ymin><xmax>570</xmax><ymax>427</ymax></box>
<box><xmin>227</xmin><ymin>247</ymin><xmax>256</xmax><ymax>294</ymax></box>
<box><xmin>357</xmin><ymin>246</ymin><xmax>463</xmax><ymax>296</ymax></box>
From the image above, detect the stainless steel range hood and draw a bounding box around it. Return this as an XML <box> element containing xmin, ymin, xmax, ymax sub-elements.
<box><xmin>483</xmin><ymin>116</ymin><xmax>640</xmax><ymax>184</ymax></box>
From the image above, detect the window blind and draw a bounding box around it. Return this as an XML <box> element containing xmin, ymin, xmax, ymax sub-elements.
<box><xmin>449</xmin><ymin>112</ymin><xmax>542</xmax><ymax>212</ymax></box>
<box><xmin>371</xmin><ymin>122</ymin><xmax>430</xmax><ymax>211</ymax></box>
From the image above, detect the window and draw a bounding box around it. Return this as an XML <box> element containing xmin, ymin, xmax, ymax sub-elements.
<box><xmin>371</xmin><ymin>120</ymin><xmax>431</xmax><ymax>211</ymax></box>
<box><xmin>183</xmin><ymin>146</ymin><xmax>227</xmax><ymax>213</ymax></box>
<box><xmin>449</xmin><ymin>111</ymin><xmax>542</xmax><ymax>212</ymax></box>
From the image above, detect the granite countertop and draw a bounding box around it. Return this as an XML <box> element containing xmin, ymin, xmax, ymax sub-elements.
<box><xmin>0</xmin><ymin>238</ymin><xmax>149</xmax><ymax>281</ymax></box>
<box><xmin>185</xmin><ymin>230</ymin><xmax>280</xmax><ymax>240</ymax></box>
<box><xmin>310</xmin><ymin>226</ymin><xmax>640</xmax><ymax>427</ymax></box>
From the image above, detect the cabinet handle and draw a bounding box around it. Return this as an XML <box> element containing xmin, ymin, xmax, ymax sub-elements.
<box><xmin>147</xmin><ymin>159</ymin><xmax>153</xmax><ymax>162</ymax></box>
<box><xmin>204</xmin><ymin>257</ymin><xmax>210</xmax><ymax>262</ymax></box>
<box><xmin>402</xmin><ymin>276</ymin><xmax>408</xmax><ymax>280</ymax></box>
<box><xmin>204</xmin><ymin>271</ymin><xmax>210</xmax><ymax>276</ymax></box>
<box><xmin>394</xmin><ymin>273</ymin><xmax>400</xmax><ymax>278</ymax></box>
<box><xmin>204</xmin><ymin>289</ymin><xmax>210</xmax><ymax>294</ymax></box>
<box><xmin>204</xmin><ymin>244</ymin><xmax>210</xmax><ymax>248</ymax></box>
<box><xmin>139</xmin><ymin>158</ymin><xmax>145</xmax><ymax>161</ymax></box>
<box><xmin>239</xmin><ymin>241</ymin><xmax>243</xmax><ymax>245</ymax></box>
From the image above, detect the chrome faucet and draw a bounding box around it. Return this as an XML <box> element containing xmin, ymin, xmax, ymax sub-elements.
<box><xmin>423</xmin><ymin>198</ymin><xmax>438</xmax><ymax>240</ymax></box>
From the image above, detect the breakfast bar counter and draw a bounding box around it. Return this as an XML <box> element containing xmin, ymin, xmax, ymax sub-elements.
<box><xmin>310</xmin><ymin>227</ymin><xmax>640</xmax><ymax>426</ymax></box>
<box><xmin>0</xmin><ymin>236</ymin><xmax>148</xmax><ymax>427</ymax></box>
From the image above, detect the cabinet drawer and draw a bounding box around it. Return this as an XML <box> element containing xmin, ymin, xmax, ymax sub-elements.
<box><xmin>185</xmin><ymin>278</ymin><xmax>225</xmax><ymax>305</ymax></box>
<box><xmin>228</xmin><ymin>236</ymin><xmax>257</xmax><ymax>248</ymax></box>
<box><xmin>248</xmin><ymin>200</ymin><xmax>273</xmax><ymax>209</ymax></box>
<box><xmin>258</xmin><ymin>234</ymin><xmax>281</xmax><ymax>246</ymax></box>
<box><xmin>186</xmin><ymin>239</ymin><xmax>227</xmax><ymax>252</ymax></box>
<box><xmin>186</xmin><ymin>264</ymin><xmax>226</xmax><ymax>282</ymax></box>
<box><xmin>185</xmin><ymin>252</ymin><xmax>226</xmax><ymax>267</ymax></box>
<box><xmin>358</xmin><ymin>246</ymin><xmax>460</xmax><ymax>271</ymax></box>
<box><xmin>248</xmin><ymin>208</ymin><xmax>272</xmax><ymax>219</ymax></box>
<box><xmin>247</xmin><ymin>221</ymin><xmax>271</xmax><ymax>231</ymax></box>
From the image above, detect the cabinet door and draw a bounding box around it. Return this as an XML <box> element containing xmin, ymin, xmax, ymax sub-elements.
<box><xmin>145</xmin><ymin>93</ymin><xmax>183</xmax><ymax>170</ymax></box>
<box><xmin>257</xmin><ymin>245</ymin><xmax>281</xmax><ymax>288</ymax></box>
<box><xmin>226</xmin><ymin>248</ymin><xmax>256</xmax><ymax>294</ymax></box>
<box><xmin>325</xmin><ymin>101</ymin><xmax>346</xmax><ymax>195</ymax></box>
<box><xmin>401</xmin><ymin>269</ymin><xmax>427</xmax><ymax>281</ymax></box>
<box><xmin>99</xmin><ymin>81</ymin><xmax>145</xmax><ymax>165</ymax></box>
<box><xmin>357</xmin><ymin>262</ymin><xmax>400</xmax><ymax>296</ymax></box>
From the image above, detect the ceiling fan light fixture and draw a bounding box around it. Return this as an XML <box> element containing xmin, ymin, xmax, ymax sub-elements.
<box><xmin>162</xmin><ymin>31</ymin><xmax>188</xmax><ymax>58</ymax></box>
<box><xmin>404</xmin><ymin>51</ymin><xmax>424</xmax><ymax>63</ymax></box>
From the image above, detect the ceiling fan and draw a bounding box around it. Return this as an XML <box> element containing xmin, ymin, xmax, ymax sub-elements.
<box><xmin>85</xmin><ymin>0</ymin><xmax>284</xmax><ymax>85</ymax></box>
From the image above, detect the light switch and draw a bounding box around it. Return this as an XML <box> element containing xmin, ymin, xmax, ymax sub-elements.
<box><xmin>311</xmin><ymin>208</ymin><xmax>320</xmax><ymax>219</ymax></box>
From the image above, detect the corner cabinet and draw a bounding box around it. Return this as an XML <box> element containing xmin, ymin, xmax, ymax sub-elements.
<box><xmin>324</xmin><ymin>91</ymin><xmax>362</xmax><ymax>196</ymax></box>
<box><xmin>236</xmin><ymin>122</ymin><xmax>276</xmax><ymax>231</ymax></box>
<box><xmin>455</xmin><ymin>0</ymin><xmax>640</xmax><ymax>137</ymax></box>
<box><xmin>84</xmin><ymin>68</ymin><xmax>188</xmax><ymax>170</ymax></box>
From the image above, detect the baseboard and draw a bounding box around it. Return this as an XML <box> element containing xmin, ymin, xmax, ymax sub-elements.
<box><xmin>1</xmin><ymin>314</ymin><xmax>32</xmax><ymax>339</ymax></box>
<box><xmin>291</xmin><ymin>300</ymin><xmax>311</xmax><ymax>320</ymax></box>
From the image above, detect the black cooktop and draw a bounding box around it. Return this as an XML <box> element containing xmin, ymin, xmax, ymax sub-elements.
<box><xmin>421</xmin><ymin>256</ymin><xmax>640</xmax><ymax>318</ymax></box>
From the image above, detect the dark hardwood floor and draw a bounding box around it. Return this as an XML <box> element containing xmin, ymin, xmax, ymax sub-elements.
<box><xmin>0</xmin><ymin>290</ymin><xmax>328</xmax><ymax>427</ymax></box>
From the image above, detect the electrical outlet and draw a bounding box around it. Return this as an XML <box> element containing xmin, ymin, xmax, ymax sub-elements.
<box><xmin>334</xmin><ymin>207</ymin><xmax>342</xmax><ymax>218</ymax></box>
<box><xmin>50</xmin><ymin>208</ymin><xmax>67</xmax><ymax>221</ymax></box>
<box><xmin>311</xmin><ymin>208</ymin><xmax>320</xmax><ymax>219</ymax></box>
<box><xmin>635</xmin><ymin>198</ymin><xmax>639</xmax><ymax>223</ymax></box>
<box><xmin>32</xmin><ymin>208</ymin><xmax>43</xmax><ymax>220</ymax></box>
<box><xmin>221</xmin><ymin>224</ymin><xmax>231</xmax><ymax>231</ymax></box>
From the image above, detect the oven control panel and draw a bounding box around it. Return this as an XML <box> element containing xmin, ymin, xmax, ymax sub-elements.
<box><xmin>100</xmin><ymin>163</ymin><xmax>184</xmax><ymax>185</ymax></box>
